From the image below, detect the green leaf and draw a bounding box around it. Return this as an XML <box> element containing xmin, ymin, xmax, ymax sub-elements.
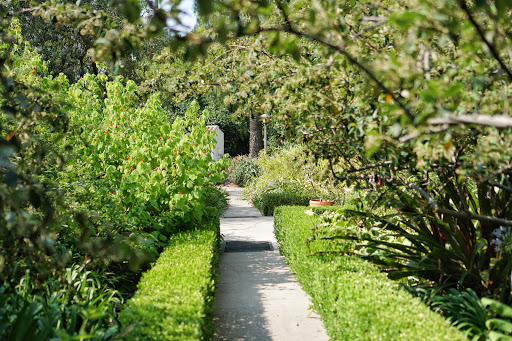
<box><xmin>444</xmin><ymin>83</ymin><xmax>464</xmax><ymax>98</ymax></box>
<box><xmin>147</xmin><ymin>10</ymin><xmax>167</xmax><ymax>38</ymax></box>
<box><xmin>487</xmin><ymin>318</ymin><xmax>512</xmax><ymax>334</ymax></box>
<box><xmin>122</xmin><ymin>0</ymin><xmax>141</xmax><ymax>23</ymax></box>
<box><xmin>482</xmin><ymin>298</ymin><xmax>512</xmax><ymax>318</ymax></box>
<box><xmin>489</xmin><ymin>330</ymin><xmax>512</xmax><ymax>341</ymax></box>
<box><xmin>196</xmin><ymin>0</ymin><xmax>213</xmax><ymax>15</ymax></box>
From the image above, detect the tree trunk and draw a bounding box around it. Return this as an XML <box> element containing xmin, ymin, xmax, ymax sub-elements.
<box><xmin>249</xmin><ymin>110</ymin><xmax>263</xmax><ymax>158</ymax></box>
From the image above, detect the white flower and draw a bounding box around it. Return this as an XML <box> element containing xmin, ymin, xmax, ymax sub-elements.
<box><xmin>491</xmin><ymin>226</ymin><xmax>512</xmax><ymax>253</ymax></box>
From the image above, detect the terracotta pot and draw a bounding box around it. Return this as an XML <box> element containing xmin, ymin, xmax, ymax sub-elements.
<box><xmin>309</xmin><ymin>199</ymin><xmax>334</xmax><ymax>207</ymax></box>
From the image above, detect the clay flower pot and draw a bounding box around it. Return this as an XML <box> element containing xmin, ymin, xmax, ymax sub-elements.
<box><xmin>309</xmin><ymin>199</ymin><xmax>334</xmax><ymax>207</ymax></box>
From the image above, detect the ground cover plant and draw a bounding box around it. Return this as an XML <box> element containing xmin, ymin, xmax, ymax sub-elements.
<box><xmin>274</xmin><ymin>205</ymin><xmax>466</xmax><ymax>340</ymax></box>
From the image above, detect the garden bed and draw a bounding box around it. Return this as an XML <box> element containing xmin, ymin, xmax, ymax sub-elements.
<box><xmin>274</xmin><ymin>206</ymin><xmax>466</xmax><ymax>340</ymax></box>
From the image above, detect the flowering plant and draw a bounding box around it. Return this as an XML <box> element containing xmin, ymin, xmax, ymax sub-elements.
<box><xmin>492</xmin><ymin>226</ymin><xmax>512</xmax><ymax>254</ymax></box>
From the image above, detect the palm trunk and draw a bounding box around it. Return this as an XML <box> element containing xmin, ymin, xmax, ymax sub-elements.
<box><xmin>249</xmin><ymin>110</ymin><xmax>263</xmax><ymax>158</ymax></box>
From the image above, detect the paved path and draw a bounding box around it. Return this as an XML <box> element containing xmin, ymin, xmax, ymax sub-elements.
<box><xmin>213</xmin><ymin>187</ymin><xmax>329</xmax><ymax>341</ymax></box>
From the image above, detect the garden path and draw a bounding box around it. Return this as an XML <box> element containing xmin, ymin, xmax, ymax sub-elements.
<box><xmin>213</xmin><ymin>187</ymin><xmax>329</xmax><ymax>341</ymax></box>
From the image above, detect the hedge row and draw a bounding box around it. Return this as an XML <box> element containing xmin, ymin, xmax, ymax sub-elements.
<box><xmin>120</xmin><ymin>216</ymin><xmax>220</xmax><ymax>340</ymax></box>
<box><xmin>253</xmin><ymin>191</ymin><xmax>311</xmax><ymax>216</ymax></box>
<box><xmin>274</xmin><ymin>206</ymin><xmax>466</xmax><ymax>340</ymax></box>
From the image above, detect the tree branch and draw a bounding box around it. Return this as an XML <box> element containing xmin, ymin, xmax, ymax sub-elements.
<box><xmin>428</xmin><ymin>114</ymin><xmax>512</xmax><ymax>128</ymax></box>
<box><xmin>489</xmin><ymin>180</ymin><xmax>512</xmax><ymax>193</ymax></box>
<box><xmin>457</xmin><ymin>0</ymin><xmax>512</xmax><ymax>81</ymax></box>
<box><xmin>351</xmin><ymin>18</ymin><xmax>387</xmax><ymax>41</ymax></box>
<box><xmin>333</xmin><ymin>173</ymin><xmax>512</xmax><ymax>226</ymax></box>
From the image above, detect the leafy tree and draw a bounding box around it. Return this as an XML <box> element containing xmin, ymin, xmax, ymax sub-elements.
<box><xmin>175</xmin><ymin>0</ymin><xmax>512</xmax><ymax>298</ymax></box>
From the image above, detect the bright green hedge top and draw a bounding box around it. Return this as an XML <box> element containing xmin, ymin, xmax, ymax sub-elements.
<box><xmin>119</xmin><ymin>220</ymin><xmax>220</xmax><ymax>341</ymax></box>
<box><xmin>274</xmin><ymin>206</ymin><xmax>467</xmax><ymax>341</ymax></box>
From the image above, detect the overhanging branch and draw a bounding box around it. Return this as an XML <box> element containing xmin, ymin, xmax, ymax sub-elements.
<box><xmin>428</xmin><ymin>114</ymin><xmax>512</xmax><ymax>128</ymax></box>
<box><xmin>458</xmin><ymin>0</ymin><xmax>512</xmax><ymax>82</ymax></box>
<box><xmin>333</xmin><ymin>173</ymin><xmax>512</xmax><ymax>226</ymax></box>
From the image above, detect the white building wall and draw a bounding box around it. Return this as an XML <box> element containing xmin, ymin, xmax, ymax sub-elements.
<box><xmin>207</xmin><ymin>125</ymin><xmax>224</xmax><ymax>161</ymax></box>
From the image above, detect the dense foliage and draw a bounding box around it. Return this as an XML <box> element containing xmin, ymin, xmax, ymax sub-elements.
<box><xmin>5</xmin><ymin>0</ymin><xmax>512</xmax><ymax>337</ymax></box>
<box><xmin>242</xmin><ymin>144</ymin><xmax>349</xmax><ymax>204</ymax></box>
<box><xmin>181</xmin><ymin>0</ymin><xmax>512</xmax><ymax>302</ymax></box>
<box><xmin>228</xmin><ymin>155</ymin><xmax>259</xmax><ymax>187</ymax></box>
<box><xmin>0</xmin><ymin>15</ymin><xmax>228</xmax><ymax>338</ymax></box>
<box><xmin>253</xmin><ymin>191</ymin><xmax>311</xmax><ymax>216</ymax></box>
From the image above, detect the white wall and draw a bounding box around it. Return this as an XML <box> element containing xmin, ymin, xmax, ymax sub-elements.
<box><xmin>208</xmin><ymin>126</ymin><xmax>224</xmax><ymax>161</ymax></box>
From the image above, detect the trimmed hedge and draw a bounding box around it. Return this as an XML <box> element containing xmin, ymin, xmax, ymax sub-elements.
<box><xmin>119</xmin><ymin>217</ymin><xmax>220</xmax><ymax>340</ymax></box>
<box><xmin>274</xmin><ymin>206</ymin><xmax>466</xmax><ymax>341</ymax></box>
<box><xmin>253</xmin><ymin>191</ymin><xmax>311</xmax><ymax>216</ymax></box>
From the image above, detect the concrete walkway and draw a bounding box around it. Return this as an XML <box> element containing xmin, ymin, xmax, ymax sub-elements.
<box><xmin>213</xmin><ymin>187</ymin><xmax>329</xmax><ymax>341</ymax></box>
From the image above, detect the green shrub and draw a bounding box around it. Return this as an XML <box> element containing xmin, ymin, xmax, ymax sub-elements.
<box><xmin>482</xmin><ymin>298</ymin><xmax>512</xmax><ymax>340</ymax></box>
<box><xmin>253</xmin><ymin>190</ymin><xmax>311</xmax><ymax>216</ymax></box>
<box><xmin>430</xmin><ymin>288</ymin><xmax>490</xmax><ymax>339</ymax></box>
<box><xmin>406</xmin><ymin>288</ymin><xmax>512</xmax><ymax>340</ymax></box>
<box><xmin>0</xmin><ymin>265</ymin><xmax>122</xmax><ymax>340</ymax></box>
<box><xmin>119</xmin><ymin>217</ymin><xmax>220</xmax><ymax>340</ymax></box>
<box><xmin>203</xmin><ymin>186</ymin><xmax>229</xmax><ymax>217</ymax></box>
<box><xmin>274</xmin><ymin>206</ymin><xmax>466</xmax><ymax>340</ymax></box>
<box><xmin>228</xmin><ymin>155</ymin><xmax>259</xmax><ymax>187</ymax></box>
<box><xmin>242</xmin><ymin>144</ymin><xmax>350</xmax><ymax>206</ymax></box>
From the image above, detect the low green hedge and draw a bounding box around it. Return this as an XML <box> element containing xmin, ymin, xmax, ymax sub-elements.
<box><xmin>119</xmin><ymin>218</ymin><xmax>220</xmax><ymax>340</ymax></box>
<box><xmin>274</xmin><ymin>206</ymin><xmax>466</xmax><ymax>340</ymax></box>
<box><xmin>253</xmin><ymin>191</ymin><xmax>311</xmax><ymax>216</ymax></box>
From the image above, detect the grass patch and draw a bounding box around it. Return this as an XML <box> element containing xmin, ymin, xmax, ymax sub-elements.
<box><xmin>274</xmin><ymin>206</ymin><xmax>466</xmax><ymax>341</ymax></box>
<box><xmin>119</xmin><ymin>218</ymin><xmax>220</xmax><ymax>341</ymax></box>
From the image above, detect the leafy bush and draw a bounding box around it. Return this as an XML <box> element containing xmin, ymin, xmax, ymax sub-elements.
<box><xmin>1</xmin><ymin>29</ymin><xmax>230</xmax><ymax>286</ymax></box>
<box><xmin>406</xmin><ymin>288</ymin><xmax>512</xmax><ymax>340</ymax></box>
<box><xmin>431</xmin><ymin>288</ymin><xmax>490</xmax><ymax>340</ymax></box>
<box><xmin>120</xmin><ymin>217</ymin><xmax>220</xmax><ymax>340</ymax></box>
<box><xmin>482</xmin><ymin>298</ymin><xmax>512</xmax><ymax>341</ymax></box>
<box><xmin>330</xmin><ymin>192</ymin><xmax>512</xmax><ymax>298</ymax></box>
<box><xmin>0</xmin><ymin>265</ymin><xmax>122</xmax><ymax>340</ymax></box>
<box><xmin>228</xmin><ymin>155</ymin><xmax>259</xmax><ymax>187</ymax></box>
<box><xmin>65</xmin><ymin>76</ymin><xmax>228</xmax><ymax>237</ymax></box>
<box><xmin>253</xmin><ymin>190</ymin><xmax>311</xmax><ymax>216</ymax></box>
<box><xmin>0</xmin><ymin>24</ymin><xmax>228</xmax><ymax>341</ymax></box>
<box><xmin>242</xmin><ymin>144</ymin><xmax>349</xmax><ymax>207</ymax></box>
<box><xmin>203</xmin><ymin>186</ymin><xmax>229</xmax><ymax>218</ymax></box>
<box><xmin>273</xmin><ymin>206</ymin><xmax>466</xmax><ymax>340</ymax></box>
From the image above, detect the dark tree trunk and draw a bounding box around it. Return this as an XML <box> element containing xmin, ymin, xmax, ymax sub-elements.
<box><xmin>249</xmin><ymin>110</ymin><xmax>263</xmax><ymax>158</ymax></box>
